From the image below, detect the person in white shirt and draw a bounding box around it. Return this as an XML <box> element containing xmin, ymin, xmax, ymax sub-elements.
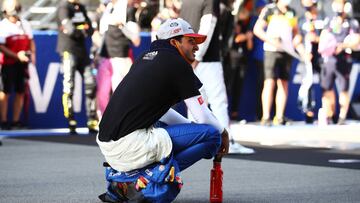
<box><xmin>0</xmin><ymin>0</ymin><xmax>36</xmax><ymax>130</ymax></box>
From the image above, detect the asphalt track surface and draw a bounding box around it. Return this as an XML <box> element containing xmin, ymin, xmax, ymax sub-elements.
<box><xmin>1</xmin><ymin>124</ymin><xmax>360</xmax><ymax>203</ymax></box>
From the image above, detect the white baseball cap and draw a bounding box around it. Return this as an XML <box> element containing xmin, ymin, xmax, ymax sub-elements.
<box><xmin>156</xmin><ymin>18</ymin><xmax>207</xmax><ymax>44</ymax></box>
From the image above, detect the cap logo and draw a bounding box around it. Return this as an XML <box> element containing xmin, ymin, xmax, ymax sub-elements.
<box><xmin>170</xmin><ymin>22</ymin><xmax>179</xmax><ymax>27</ymax></box>
<box><xmin>171</xmin><ymin>27</ymin><xmax>181</xmax><ymax>35</ymax></box>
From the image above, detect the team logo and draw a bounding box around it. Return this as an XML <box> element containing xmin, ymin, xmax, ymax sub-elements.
<box><xmin>143</xmin><ymin>51</ymin><xmax>158</xmax><ymax>60</ymax></box>
<box><xmin>125</xmin><ymin>170</ymin><xmax>140</xmax><ymax>177</ymax></box>
<box><xmin>159</xmin><ymin>165</ymin><xmax>165</xmax><ymax>171</ymax></box>
<box><xmin>171</xmin><ymin>28</ymin><xmax>181</xmax><ymax>35</ymax></box>
<box><xmin>145</xmin><ymin>169</ymin><xmax>153</xmax><ymax>177</ymax></box>
<box><xmin>197</xmin><ymin>96</ymin><xmax>204</xmax><ymax>105</ymax></box>
<box><xmin>170</xmin><ymin>22</ymin><xmax>179</xmax><ymax>27</ymax></box>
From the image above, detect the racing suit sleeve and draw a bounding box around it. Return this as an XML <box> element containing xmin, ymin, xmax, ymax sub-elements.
<box><xmin>159</xmin><ymin>108</ymin><xmax>191</xmax><ymax>125</ymax></box>
<box><xmin>184</xmin><ymin>95</ymin><xmax>225</xmax><ymax>133</ymax></box>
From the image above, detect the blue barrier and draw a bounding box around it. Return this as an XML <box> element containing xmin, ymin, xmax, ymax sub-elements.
<box><xmin>26</xmin><ymin>31</ymin><xmax>360</xmax><ymax>128</ymax></box>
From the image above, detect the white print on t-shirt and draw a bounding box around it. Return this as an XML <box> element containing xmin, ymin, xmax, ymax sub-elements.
<box><xmin>143</xmin><ymin>51</ymin><xmax>158</xmax><ymax>60</ymax></box>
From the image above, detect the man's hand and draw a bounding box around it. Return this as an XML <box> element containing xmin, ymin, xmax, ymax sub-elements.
<box><xmin>31</xmin><ymin>53</ymin><xmax>36</xmax><ymax>65</ymax></box>
<box><xmin>17</xmin><ymin>51</ymin><xmax>29</xmax><ymax>63</ymax></box>
<box><xmin>217</xmin><ymin>129</ymin><xmax>229</xmax><ymax>156</ymax></box>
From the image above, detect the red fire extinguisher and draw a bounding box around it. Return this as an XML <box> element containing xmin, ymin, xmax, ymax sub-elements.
<box><xmin>210</xmin><ymin>155</ymin><xmax>223</xmax><ymax>203</ymax></box>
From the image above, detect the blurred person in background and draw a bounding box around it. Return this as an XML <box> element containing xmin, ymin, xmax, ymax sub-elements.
<box><xmin>90</xmin><ymin>0</ymin><xmax>110</xmax><ymax>57</ymax></box>
<box><xmin>254</xmin><ymin>0</ymin><xmax>307</xmax><ymax>126</ymax></box>
<box><xmin>224</xmin><ymin>3</ymin><xmax>253</xmax><ymax>120</ymax></box>
<box><xmin>180</xmin><ymin>0</ymin><xmax>255</xmax><ymax>154</ymax></box>
<box><xmin>297</xmin><ymin>0</ymin><xmax>324</xmax><ymax>124</ymax></box>
<box><xmin>0</xmin><ymin>13</ymin><xmax>4</xmax><ymax>132</ymax></box>
<box><xmin>0</xmin><ymin>10</ymin><xmax>3</xmax><ymax>133</ymax></box>
<box><xmin>219</xmin><ymin>0</ymin><xmax>234</xmax><ymax>61</ymax></box>
<box><xmin>0</xmin><ymin>0</ymin><xmax>36</xmax><ymax>130</ymax></box>
<box><xmin>136</xmin><ymin>0</ymin><xmax>158</xmax><ymax>31</ymax></box>
<box><xmin>56</xmin><ymin>0</ymin><xmax>97</xmax><ymax>134</ymax></box>
<box><xmin>318</xmin><ymin>0</ymin><xmax>360</xmax><ymax>125</ymax></box>
<box><xmin>89</xmin><ymin>0</ymin><xmax>111</xmax><ymax>119</ymax></box>
<box><xmin>96</xmin><ymin>0</ymin><xmax>141</xmax><ymax>118</ymax></box>
<box><xmin>249</xmin><ymin>0</ymin><xmax>267</xmax><ymax>121</ymax></box>
<box><xmin>151</xmin><ymin>0</ymin><xmax>181</xmax><ymax>41</ymax></box>
<box><xmin>219</xmin><ymin>0</ymin><xmax>234</xmax><ymax>114</ymax></box>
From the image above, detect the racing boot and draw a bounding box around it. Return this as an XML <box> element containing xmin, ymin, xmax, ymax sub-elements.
<box><xmin>98</xmin><ymin>182</ymin><xmax>145</xmax><ymax>203</ymax></box>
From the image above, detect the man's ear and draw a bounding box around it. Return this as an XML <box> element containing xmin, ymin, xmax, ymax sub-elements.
<box><xmin>169</xmin><ymin>39</ymin><xmax>179</xmax><ymax>47</ymax></box>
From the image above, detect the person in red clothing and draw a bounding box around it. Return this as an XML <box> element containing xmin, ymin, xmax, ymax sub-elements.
<box><xmin>0</xmin><ymin>0</ymin><xmax>36</xmax><ymax>130</ymax></box>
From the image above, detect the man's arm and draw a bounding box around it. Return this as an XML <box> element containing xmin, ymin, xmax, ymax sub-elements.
<box><xmin>24</xmin><ymin>20</ymin><xmax>36</xmax><ymax>64</ymax></box>
<box><xmin>0</xmin><ymin>44</ymin><xmax>29</xmax><ymax>62</ymax></box>
<box><xmin>253</xmin><ymin>6</ymin><xmax>281</xmax><ymax>49</ymax></box>
<box><xmin>185</xmin><ymin>95</ymin><xmax>229</xmax><ymax>155</ymax></box>
<box><xmin>253</xmin><ymin>17</ymin><xmax>267</xmax><ymax>42</ymax></box>
<box><xmin>293</xmin><ymin>25</ymin><xmax>310</xmax><ymax>62</ymax></box>
<box><xmin>0</xmin><ymin>44</ymin><xmax>16</xmax><ymax>59</ymax></box>
<box><xmin>185</xmin><ymin>95</ymin><xmax>224</xmax><ymax>132</ymax></box>
<box><xmin>30</xmin><ymin>39</ymin><xmax>36</xmax><ymax>64</ymax></box>
<box><xmin>121</xmin><ymin>21</ymin><xmax>141</xmax><ymax>47</ymax></box>
<box><xmin>83</xmin><ymin>6</ymin><xmax>94</xmax><ymax>37</ymax></box>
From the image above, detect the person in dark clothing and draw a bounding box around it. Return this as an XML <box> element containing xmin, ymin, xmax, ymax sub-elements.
<box><xmin>225</xmin><ymin>6</ymin><xmax>253</xmax><ymax>120</ymax></box>
<box><xmin>318</xmin><ymin>0</ymin><xmax>360</xmax><ymax>125</ymax></box>
<box><xmin>56</xmin><ymin>0</ymin><xmax>97</xmax><ymax>134</ymax></box>
<box><xmin>249</xmin><ymin>0</ymin><xmax>267</xmax><ymax>121</ymax></box>
<box><xmin>297</xmin><ymin>0</ymin><xmax>324</xmax><ymax>124</ymax></box>
<box><xmin>97</xmin><ymin>18</ymin><xmax>229</xmax><ymax>202</ymax></box>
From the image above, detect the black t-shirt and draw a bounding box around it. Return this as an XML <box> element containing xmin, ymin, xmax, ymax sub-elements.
<box><xmin>56</xmin><ymin>0</ymin><xmax>93</xmax><ymax>59</ymax></box>
<box><xmin>219</xmin><ymin>4</ymin><xmax>234</xmax><ymax>57</ymax></box>
<box><xmin>98</xmin><ymin>40</ymin><xmax>202</xmax><ymax>142</ymax></box>
<box><xmin>231</xmin><ymin>20</ymin><xmax>250</xmax><ymax>58</ymax></box>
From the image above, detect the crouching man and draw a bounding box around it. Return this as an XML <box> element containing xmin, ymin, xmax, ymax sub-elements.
<box><xmin>97</xmin><ymin>18</ymin><xmax>229</xmax><ymax>202</ymax></box>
